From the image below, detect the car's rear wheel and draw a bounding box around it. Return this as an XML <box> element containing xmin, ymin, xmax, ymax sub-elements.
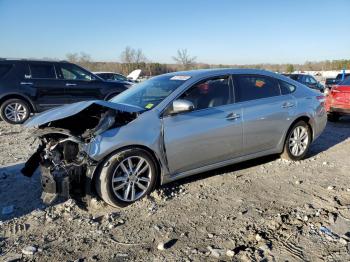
<box><xmin>95</xmin><ymin>148</ymin><xmax>157</xmax><ymax>207</ymax></box>
<box><xmin>327</xmin><ymin>113</ymin><xmax>340</xmax><ymax>122</ymax></box>
<box><xmin>281</xmin><ymin>121</ymin><xmax>311</xmax><ymax>161</ymax></box>
<box><xmin>0</xmin><ymin>98</ymin><xmax>31</xmax><ymax>124</ymax></box>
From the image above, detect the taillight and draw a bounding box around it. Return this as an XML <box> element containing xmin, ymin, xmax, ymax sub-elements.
<box><xmin>316</xmin><ymin>95</ymin><xmax>325</xmax><ymax>103</ymax></box>
<box><xmin>331</xmin><ymin>85</ymin><xmax>340</xmax><ymax>93</ymax></box>
<box><xmin>316</xmin><ymin>95</ymin><xmax>326</xmax><ymax>105</ymax></box>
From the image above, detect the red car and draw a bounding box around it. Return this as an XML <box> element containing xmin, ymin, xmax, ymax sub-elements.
<box><xmin>326</xmin><ymin>77</ymin><xmax>350</xmax><ymax>121</ymax></box>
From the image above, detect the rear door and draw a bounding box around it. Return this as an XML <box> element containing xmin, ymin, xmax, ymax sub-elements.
<box><xmin>233</xmin><ymin>74</ymin><xmax>296</xmax><ymax>155</ymax></box>
<box><xmin>56</xmin><ymin>63</ymin><xmax>103</xmax><ymax>103</ymax></box>
<box><xmin>26</xmin><ymin>62</ymin><xmax>67</xmax><ymax>111</ymax></box>
<box><xmin>163</xmin><ymin>75</ymin><xmax>243</xmax><ymax>174</ymax></box>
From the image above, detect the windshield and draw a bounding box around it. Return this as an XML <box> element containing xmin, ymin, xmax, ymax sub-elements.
<box><xmin>110</xmin><ymin>74</ymin><xmax>190</xmax><ymax>109</ymax></box>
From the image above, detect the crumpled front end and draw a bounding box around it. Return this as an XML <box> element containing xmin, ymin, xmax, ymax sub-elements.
<box><xmin>21</xmin><ymin>101</ymin><xmax>142</xmax><ymax>205</ymax></box>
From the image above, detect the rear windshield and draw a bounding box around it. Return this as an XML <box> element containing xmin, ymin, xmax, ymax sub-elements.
<box><xmin>289</xmin><ymin>75</ymin><xmax>301</xmax><ymax>81</ymax></box>
<box><xmin>339</xmin><ymin>76</ymin><xmax>350</xmax><ymax>85</ymax></box>
<box><xmin>0</xmin><ymin>64</ymin><xmax>13</xmax><ymax>78</ymax></box>
<box><xmin>336</xmin><ymin>73</ymin><xmax>350</xmax><ymax>80</ymax></box>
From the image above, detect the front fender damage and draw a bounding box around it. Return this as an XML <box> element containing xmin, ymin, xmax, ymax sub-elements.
<box><xmin>21</xmin><ymin>101</ymin><xmax>141</xmax><ymax>205</ymax></box>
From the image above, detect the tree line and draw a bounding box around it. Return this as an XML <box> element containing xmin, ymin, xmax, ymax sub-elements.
<box><xmin>65</xmin><ymin>47</ymin><xmax>350</xmax><ymax>77</ymax></box>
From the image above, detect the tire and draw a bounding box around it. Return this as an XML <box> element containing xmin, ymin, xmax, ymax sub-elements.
<box><xmin>281</xmin><ymin>121</ymin><xmax>311</xmax><ymax>161</ymax></box>
<box><xmin>105</xmin><ymin>93</ymin><xmax>119</xmax><ymax>101</ymax></box>
<box><xmin>95</xmin><ymin>148</ymin><xmax>157</xmax><ymax>207</ymax></box>
<box><xmin>327</xmin><ymin>113</ymin><xmax>340</xmax><ymax>122</ymax></box>
<box><xmin>0</xmin><ymin>98</ymin><xmax>31</xmax><ymax>124</ymax></box>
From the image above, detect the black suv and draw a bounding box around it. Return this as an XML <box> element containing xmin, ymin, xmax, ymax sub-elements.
<box><xmin>283</xmin><ymin>73</ymin><xmax>324</xmax><ymax>92</ymax></box>
<box><xmin>0</xmin><ymin>59</ymin><xmax>131</xmax><ymax>124</ymax></box>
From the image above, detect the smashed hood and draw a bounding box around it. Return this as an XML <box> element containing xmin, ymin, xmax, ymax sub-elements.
<box><xmin>25</xmin><ymin>100</ymin><xmax>144</xmax><ymax>128</ymax></box>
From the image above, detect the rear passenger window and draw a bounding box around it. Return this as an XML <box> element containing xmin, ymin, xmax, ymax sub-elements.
<box><xmin>234</xmin><ymin>75</ymin><xmax>280</xmax><ymax>102</ymax></box>
<box><xmin>279</xmin><ymin>80</ymin><xmax>296</xmax><ymax>94</ymax></box>
<box><xmin>29</xmin><ymin>64</ymin><xmax>56</xmax><ymax>79</ymax></box>
<box><xmin>0</xmin><ymin>64</ymin><xmax>12</xmax><ymax>78</ymax></box>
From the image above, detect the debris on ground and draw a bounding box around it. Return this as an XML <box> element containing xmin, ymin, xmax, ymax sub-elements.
<box><xmin>0</xmin><ymin>118</ymin><xmax>350</xmax><ymax>260</ymax></box>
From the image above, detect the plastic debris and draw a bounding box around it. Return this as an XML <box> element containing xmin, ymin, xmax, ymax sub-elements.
<box><xmin>320</xmin><ymin>226</ymin><xmax>339</xmax><ymax>239</ymax></box>
<box><xmin>2</xmin><ymin>205</ymin><xmax>14</xmax><ymax>215</ymax></box>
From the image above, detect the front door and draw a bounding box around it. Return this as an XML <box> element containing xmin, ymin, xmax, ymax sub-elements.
<box><xmin>162</xmin><ymin>75</ymin><xmax>243</xmax><ymax>174</ymax></box>
<box><xmin>27</xmin><ymin>62</ymin><xmax>67</xmax><ymax>111</ymax></box>
<box><xmin>56</xmin><ymin>63</ymin><xmax>102</xmax><ymax>103</ymax></box>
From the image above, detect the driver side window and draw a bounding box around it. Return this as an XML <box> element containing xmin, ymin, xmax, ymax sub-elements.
<box><xmin>58</xmin><ymin>64</ymin><xmax>92</xmax><ymax>81</ymax></box>
<box><xmin>179</xmin><ymin>76</ymin><xmax>231</xmax><ymax>111</ymax></box>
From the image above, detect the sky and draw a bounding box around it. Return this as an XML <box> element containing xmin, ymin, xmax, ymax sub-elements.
<box><xmin>1</xmin><ymin>0</ymin><xmax>349</xmax><ymax>65</ymax></box>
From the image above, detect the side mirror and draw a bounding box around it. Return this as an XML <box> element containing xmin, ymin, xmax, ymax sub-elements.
<box><xmin>171</xmin><ymin>99</ymin><xmax>194</xmax><ymax>114</ymax></box>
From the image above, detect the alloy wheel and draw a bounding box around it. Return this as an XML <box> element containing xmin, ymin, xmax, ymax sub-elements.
<box><xmin>4</xmin><ymin>103</ymin><xmax>28</xmax><ymax>123</ymax></box>
<box><xmin>111</xmin><ymin>156</ymin><xmax>152</xmax><ymax>202</ymax></box>
<box><xmin>288</xmin><ymin>126</ymin><xmax>309</xmax><ymax>157</ymax></box>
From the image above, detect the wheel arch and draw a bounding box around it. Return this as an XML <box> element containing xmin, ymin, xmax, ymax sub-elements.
<box><xmin>0</xmin><ymin>93</ymin><xmax>36</xmax><ymax>112</ymax></box>
<box><xmin>282</xmin><ymin>115</ymin><xmax>314</xmax><ymax>152</ymax></box>
<box><xmin>90</xmin><ymin>144</ymin><xmax>163</xmax><ymax>189</ymax></box>
<box><xmin>104</xmin><ymin>92</ymin><xmax>120</xmax><ymax>101</ymax></box>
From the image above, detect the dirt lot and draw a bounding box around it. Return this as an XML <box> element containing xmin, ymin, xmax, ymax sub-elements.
<box><xmin>0</xmin><ymin>118</ymin><xmax>350</xmax><ymax>261</ymax></box>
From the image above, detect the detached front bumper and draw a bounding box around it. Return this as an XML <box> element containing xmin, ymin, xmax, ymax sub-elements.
<box><xmin>22</xmin><ymin>144</ymin><xmax>98</xmax><ymax>205</ymax></box>
<box><xmin>40</xmin><ymin>164</ymin><xmax>98</xmax><ymax>205</ymax></box>
<box><xmin>40</xmin><ymin>166</ymin><xmax>69</xmax><ymax>204</ymax></box>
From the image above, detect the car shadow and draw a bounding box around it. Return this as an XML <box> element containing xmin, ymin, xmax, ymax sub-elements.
<box><xmin>307</xmin><ymin>116</ymin><xmax>350</xmax><ymax>158</ymax></box>
<box><xmin>160</xmin><ymin>117</ymin><xmax>350</xmax><ymax>194</ymax></box>
<box><xmin>0</xmin><ymin>163</ymin><xmax>54</xmax><ymax>222</ymax></box>
<box><xmin>158</xmin><ymin>154</ymin><xmax>279</xmax><ymax>194</ymax></box>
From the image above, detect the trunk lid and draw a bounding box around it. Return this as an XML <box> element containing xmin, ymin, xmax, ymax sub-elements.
<box><xmin>330</xmin><ymin>85</ymin><xmax>350</xmax><ymax>106</ymax></box>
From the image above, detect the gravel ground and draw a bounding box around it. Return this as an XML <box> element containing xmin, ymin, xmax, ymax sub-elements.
<box><xmin>1</xmin><ymin>117</ymin><xmax>350</xmax><ymax>261</ymax></box>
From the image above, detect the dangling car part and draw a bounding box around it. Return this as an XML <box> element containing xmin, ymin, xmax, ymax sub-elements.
<box><xmin>22</xmin><ymin>100</ymin><xmax>143</xmax><ymax>205</ymax></box>
<box><xmin>22</xmin><ymin>69</ymin><xmax>327</xmax><ymax>208</ymax></box>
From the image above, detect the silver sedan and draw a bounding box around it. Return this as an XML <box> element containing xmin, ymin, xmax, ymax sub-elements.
<box><xmin>23</xmin><ymin>69</ymin><xmax>327</xmax><ymax>207</ymax></box>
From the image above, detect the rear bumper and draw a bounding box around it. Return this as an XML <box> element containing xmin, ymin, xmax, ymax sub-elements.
<box><xmin>329</xmin><ymin>107</ymin><xmax>350</xmax><ymax>115</ymax></box>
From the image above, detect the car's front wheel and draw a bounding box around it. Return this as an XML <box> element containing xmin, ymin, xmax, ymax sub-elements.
<box><xmin>95</xmin><ymin>148</ymin><xmax>157</xmax><ymax>207</ymax></box>
<box><xmin>281</xmin><ymin>121</ymin><xmax>311</xmax><ymax>161</ymax></box>
<box><xmin>0</xmin><ymin>98</ymin><xmax>31</xmax><ymax>124</ymax></box>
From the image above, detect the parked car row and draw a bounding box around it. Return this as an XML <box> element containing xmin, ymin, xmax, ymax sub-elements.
<box><xmin>0</xmin><ymin>59</ymin><xmax>132</xmax><ymax>124</ymax></box>
<box><xmin>283</xmin><ymin>71</ymin><xmax>350</xmax><ymax>121</ymax></box>
<box><xmin>21</xmin><ymin>69</ymin><xmax>327</xmax><ymax>207</ymax></box>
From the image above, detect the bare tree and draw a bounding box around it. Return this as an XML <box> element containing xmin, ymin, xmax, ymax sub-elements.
<box><xmin>134</xmin><ymin>49</ymin><xmax>147</xmax><ymax>64</ymax></box>
<box><xmin>120</xmin><ymin>46</ymin><xmax>147</xmax><ymax>74</ymax></box>
<box><xmin>65</xmin><ymin>52</ymin><xmax>92</xmax><ymax>69</ymax></box>
<box><xmin>66</xmin><ymin>53</ymin><xmax>79</xmax><ymax>63</ymax></box>
<box><xmin>172</xmin><ymin>49</ymin><xmax>197</xmax><ymax>70</ymax></box>
<box><xmin>120</xmin><ymin>46</ymin><xmax>146</xmax><ymax>64</ymax></box>
<box><xmin>120</xmin><ymin>46</ymin><xmax>134</xmax><ymax>64</ymax></box>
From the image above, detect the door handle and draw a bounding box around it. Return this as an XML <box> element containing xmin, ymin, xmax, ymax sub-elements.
<box><xmin>282</xmin><ymin>102</ymin><xmax>295</xmax><ymax>108</ymax></box>
<box><xmin>20</xmin><ymin>82</ymin><xmax>33</xmax><ymax>85</ymax></box>
<box><xmin>65</xmin><ymin>83</ymin><xmax>77</xmax><ymax>87</ymax></box>
<box><xmin>226</xmin><ymin>112</ymin><xmax>241</xmax><ymax>120</ymax></box>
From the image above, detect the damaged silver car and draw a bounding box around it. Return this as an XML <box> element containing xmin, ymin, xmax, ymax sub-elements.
<box><xmin>22</xmin><ymin>69</ymin><xmax>327</xmax><ymax>207</ymax></box>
